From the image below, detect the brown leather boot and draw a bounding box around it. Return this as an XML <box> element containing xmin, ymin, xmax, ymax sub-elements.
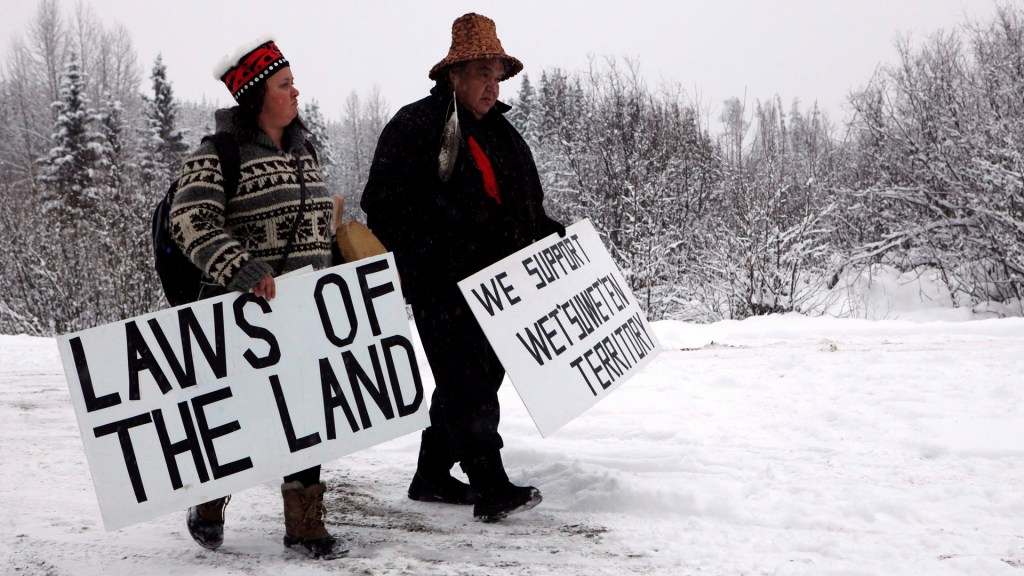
<box><xmin>281</xmin><ymin>481</ymin><xmax>349</xmax><ymax>559</ymax></box>
<box><xmin>186</xmin><ymin>495</ymin><xmax>230</xmax><ymax>550</ymax></box>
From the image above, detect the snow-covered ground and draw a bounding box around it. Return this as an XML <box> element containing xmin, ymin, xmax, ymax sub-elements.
<box><xmin>3</xmin><ymin>271</ymin><xmax>1024</xmax><ymax>575</ymax></box>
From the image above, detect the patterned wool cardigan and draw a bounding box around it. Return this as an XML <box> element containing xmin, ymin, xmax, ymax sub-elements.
<box><xmin>170</xmin><ymin>109</ymin><xmax>334</xmax><ymax>292</ymax></box>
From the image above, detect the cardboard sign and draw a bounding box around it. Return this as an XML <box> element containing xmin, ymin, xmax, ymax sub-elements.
<box><xmin>57</xmin><ymin>255</ymin><xmax>428</xmax><ymax>531</ymax></box>
<box><xmin>458</xmin><ymin>219</ymin><xmax>662</xmax><ymax>436</ymax></box>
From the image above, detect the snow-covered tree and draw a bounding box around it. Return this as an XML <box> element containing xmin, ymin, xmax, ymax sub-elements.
<box><xmin>0</xmin><ymin>0</ymin><xmax>157</xmax><ymax>336</ymax></box>
<box><xmin>332</xmin><ymin>88</ymin><xmax>389</xmax><ymax>218</ymax></box>
<box><xmin>138</xmin><ymin>54</ymin><xmax>187</xmax><ymax>187</ymax></box>
<box><xmin>518</xmin><ymin>59</ymin><xmax>719</xmax><ymax>319</ymax></box>
<box><xmin>94</xmin><ymin>92</ymin><xmax>126</xmax><ymax>195</ymax></box>
<box><xmin>302</xmin><ymin>99</ymin><xmax>335</xmax><ymax>180</ymax></box>
<box><xmin>845</xmin><ymin>5</ymin><xmax>1024</xmax><ymax>304</ymax></box>
<box><xmin>41</xmin><ymin>51</ymin><xmax>101</xmax><ymax>221</ymax></box>
<box><xmin>508</xmin><ymin>73</ymin><xmax>539</xmax><ymax>144</ymax></box>
<box><xmin>707</xmin><ymin>97</ymin><xmax>838</xmax><ymax>318</ymax></box>
<box><xmin>530</xmin><ymin>68</ymin><xmax>587</xmax><ymax>226</ymax></box>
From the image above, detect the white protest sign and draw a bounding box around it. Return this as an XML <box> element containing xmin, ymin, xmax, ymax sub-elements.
<box><xmin>57</xmin><ymin>254</ymin><xmax>428</xmax><ymax>531</ymax></box>
<box><xmin>458</xmin><ymin>219</ymin><xmax>662</xmax><ymax>436</ymax></box>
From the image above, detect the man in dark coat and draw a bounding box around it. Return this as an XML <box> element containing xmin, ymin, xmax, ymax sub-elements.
<box><xmin>360</xmin><ymin>13</ymin><xmax>564</xmax><ymax>522</ymax></box>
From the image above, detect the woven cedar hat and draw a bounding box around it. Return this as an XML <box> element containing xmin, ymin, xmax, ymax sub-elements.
<box><xmin>428</xmin><ymin>13</ymin><xmax>523</xmax><ymax>81</ymax></box>
<box><xmin>213</xmin><ymin>37</ymin><xmax>289</xmax><ymax>101</ymax></box>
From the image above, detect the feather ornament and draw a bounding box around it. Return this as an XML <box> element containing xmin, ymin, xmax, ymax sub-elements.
<box><xmin>437</xmin><ymin>98</ymin><xmax>460</xmax><ymax>182</ymax></box>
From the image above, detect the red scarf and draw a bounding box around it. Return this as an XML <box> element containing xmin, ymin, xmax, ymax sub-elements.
<box><xmin>467</xmin><ymin>136</ymin><xmax>501</xmax><ymax>204</ymax></box>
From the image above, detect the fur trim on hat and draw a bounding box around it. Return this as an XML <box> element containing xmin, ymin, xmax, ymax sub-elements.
<box><xmin>213</xmin><ymin>36</ymin><xmax>289</xmax><ymax>101</ymax></box>
<box><xmin>212</xmin><ymin>35</ymin><xmax>276</xmax><ymax>81</ymax></box>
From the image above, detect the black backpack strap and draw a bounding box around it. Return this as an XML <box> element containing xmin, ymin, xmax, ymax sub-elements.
<box><xmin>203</xmin><ymin>132</ymin><xmax>241</xmax><ymax>200</ymax></box>
<box><xmin>275</xmin><ymin>151</ymin><xmax>310</xmax><ymax>275</ymax></box>
<box><xmin>303</xmin><ymin>139</ymin><xmax>318</xmax><ymax>165</ymax></box>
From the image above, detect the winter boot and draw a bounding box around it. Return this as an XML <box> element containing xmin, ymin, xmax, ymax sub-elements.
<box><xmin>281</xmin><ymin>481</ymin><xmax>349</xmax><ymax>560</ymax></box>
<box><xmin>408</xmin><ymin>470</ymin><xmax>478</xmax><ymax>505</ymax></box>
<box><xmin>186</xmin><ymin>495</ymin><xmax>230</xmax><ymax>550</ymax></box>
<box><xmin>407</xmin><ymin>429</ymin><xmax>478</xmax><ymax>505</ymax></box>
<box><xmin>462</xmin><ymin>452</ymin><xmax>542</xmax><ymax>523</ymax></box>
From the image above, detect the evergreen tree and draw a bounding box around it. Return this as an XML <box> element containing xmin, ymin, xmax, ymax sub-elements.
<box><xmin>508</xmin><ymin>73</ymin><xmax>539</xmax><ymax>143</ymax></box>
<box><xmin>302</xmin><ymin>99</ymin><xmax>334</xmax><ymax>181</ymax></box>
<box><xmin>139</xmin><ymin>54</ymin><xmax>187</xmax><ymax>186</ymax></box>
<box><xmin>94</xmin><ymin>92</ymin><xmax>126</xmax><ymax>196</ymax></box>
<box><xmin>532</xmin><ymin>68</ymin><xmax>587</xmax><ymax>225</ymax></box>
<box><xmin>41</xmin><ymin>51</ymin><xmax>100</xmax><ymax>222</ymax></box>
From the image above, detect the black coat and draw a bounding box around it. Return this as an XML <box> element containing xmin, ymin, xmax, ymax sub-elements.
<box><xmin>361</xmin><ymin>85</ymin><xmax>562</xmax><ymax>308</ymax></box>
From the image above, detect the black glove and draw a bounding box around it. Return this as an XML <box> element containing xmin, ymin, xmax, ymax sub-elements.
<box><xmin>544</xmin><ymin>216</ymin><xmax>567</xmax><ymax>238</ymax></box>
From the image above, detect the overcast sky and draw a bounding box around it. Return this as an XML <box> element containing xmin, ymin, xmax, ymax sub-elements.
<box><xmin>0</xmin><ymin>0</ymin><xmax>1007</xmax><ymax>124</ymax></box>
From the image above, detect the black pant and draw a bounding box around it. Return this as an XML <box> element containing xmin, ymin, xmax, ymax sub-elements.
<box><xmin>284</xmin><ymin>466</ymin><xmax>320</xmax><ymax>487</ymax></box>
<box><xmin>413</xmin><ymin>291</ymin><xmax>505</xmax><ymax>465</ymax></box>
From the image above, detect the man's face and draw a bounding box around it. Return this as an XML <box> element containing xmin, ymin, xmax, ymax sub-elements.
<box><xmin>451</xmin><ymin>58</ymin><xmax>504</xmax><ymax>120</ymax></box>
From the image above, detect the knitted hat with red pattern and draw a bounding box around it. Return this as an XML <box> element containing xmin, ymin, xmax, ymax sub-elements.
<box><xmin>213</xmin><ymin>37</ymin><xmax>289</xmax><ymax>101</ymax></box>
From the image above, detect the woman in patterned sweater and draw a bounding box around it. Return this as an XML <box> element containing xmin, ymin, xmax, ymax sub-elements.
<box><xmin>172</xmin><ymin>44</ymin><xmax>335</xmax><ymax>302</ymax></box>
<box><xmin>170</xmin><ymin>37</ymin><xmax>347</xmax><ymax>560</ymax></box>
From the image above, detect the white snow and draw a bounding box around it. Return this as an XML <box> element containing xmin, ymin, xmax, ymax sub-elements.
<box><xmin>3</xmin><ymin>273</ymin><xmax>1024</xmax><ymax>575</ymax></box>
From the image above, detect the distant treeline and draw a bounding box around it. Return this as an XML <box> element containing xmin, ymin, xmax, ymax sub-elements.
<box><xmin>1</xmin><ymin>0</ymin><xmax>1022</xmax><ymax>335</ymax></box>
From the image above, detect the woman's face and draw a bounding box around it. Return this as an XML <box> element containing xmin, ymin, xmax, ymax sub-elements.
<box><xmin>451</xmin><ymin>58</ymin><xmax>503</xmax><ymax>120</ymax></box>
<box><xmin>259</xmin><ymin>67</ymin><xmax>299</xmax><ymax>131</ymax></box>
